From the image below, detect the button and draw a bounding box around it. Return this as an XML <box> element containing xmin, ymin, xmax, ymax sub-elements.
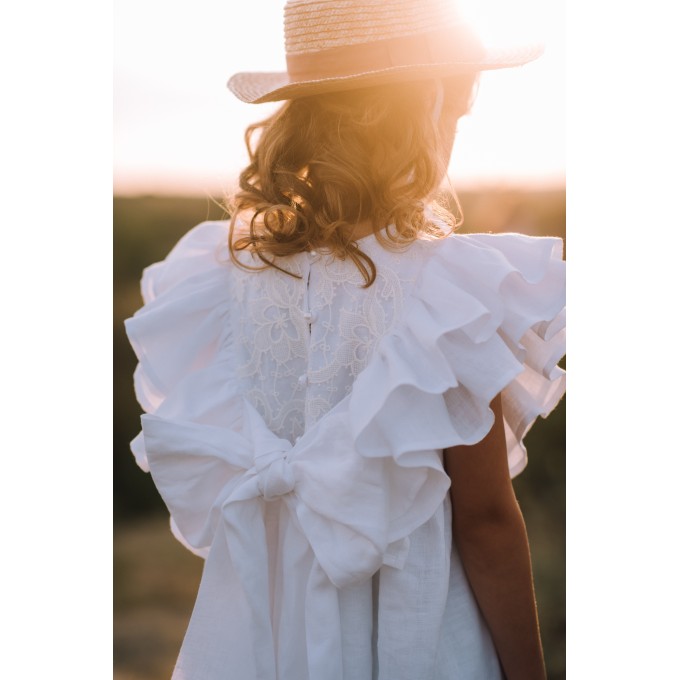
<box><xmin>309</xmin><ymin>250</ymin><xmax>318</xmax><ymax>257</ymax></box>
<box><xmin>297</xmin><ymin>374</ymin><xmax>308</xmax><ymax>386</ymax></box>
<box><xmin>303</xmin><ymin>311</ymin><xmax>312</xmax><ymax>322</ymax></box>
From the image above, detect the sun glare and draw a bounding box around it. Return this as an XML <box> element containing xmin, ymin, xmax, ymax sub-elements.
<box><xmin>457</xmin><ymin>0</ymin><xmax>549</xmax><ymax>46</ymax></box>
<box><xmin>114</xmin><ymin>0</ymin><xmax>563</xmax><ymax>195</ymax></box>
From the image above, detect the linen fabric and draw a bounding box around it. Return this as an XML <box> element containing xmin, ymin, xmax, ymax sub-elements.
<box><xmin>125</xmin><ymin>218</ymin><xmax>566</xmax><ymax>679</ymax></box>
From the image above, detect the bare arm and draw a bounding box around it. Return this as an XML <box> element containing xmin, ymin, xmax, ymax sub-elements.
<box><xmin>444</xmin><ymin>395</ymin><xmax>546</xmax><ymax>680</ymax></box>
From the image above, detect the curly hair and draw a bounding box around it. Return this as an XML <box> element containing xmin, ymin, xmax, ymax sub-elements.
<box><xmin>228</xmin><ymin>75</ymin><xmax>476</xmax><ymax>286</ymax></box>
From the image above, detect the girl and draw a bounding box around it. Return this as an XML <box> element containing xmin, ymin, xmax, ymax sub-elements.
<box><xmin>125</xmin><ymin>1</ymin><xmax>565</xmax><ymax>678</ymax></box>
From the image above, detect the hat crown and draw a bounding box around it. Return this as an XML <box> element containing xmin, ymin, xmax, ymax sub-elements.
<box><xmin>284</xmin><ymin>0</ymin><xmax>464</xmax><ymax>55</ymax></box>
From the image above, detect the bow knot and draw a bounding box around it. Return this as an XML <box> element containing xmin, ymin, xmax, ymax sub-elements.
<box><xmin>256</xmin><ymin>455</ymin><xmax>296</xmax><ymax>501</ymax></box>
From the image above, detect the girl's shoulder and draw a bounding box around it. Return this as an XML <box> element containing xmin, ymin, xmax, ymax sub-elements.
<box><xmin>414</xmin><ymin>230</ymin><xmax>565</xmax><ymax>325</ymax></box>
<box><xmin>135</xmin><ymin>220</ymin><xmax>232</xmax><ymax>303</ymax></box>
<box><xmin>404</xmin><ymin>229</ymin><xmax>565</xmax><ymax>327</ymax></box>
<box><xmin>420</xmin><ymin>229</ymin><xmax>564</xmax><ymax>270</ymax></box>
<box><xmin>354</xmin><ymin>228</ymin><xmax>566</xmax><ymax>478</ymax></box>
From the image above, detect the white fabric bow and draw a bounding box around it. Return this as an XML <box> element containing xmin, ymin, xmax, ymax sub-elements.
<box><xmin>141</xmin><ymin>393</ymin><xmax>448</xmax><ymax>680</ymax></box>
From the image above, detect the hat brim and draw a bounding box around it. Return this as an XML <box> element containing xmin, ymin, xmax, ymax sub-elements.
<box><xmin>227</xmin><ymin>43</ymin><xmax>544</xmax><ymax>104</ymax></box>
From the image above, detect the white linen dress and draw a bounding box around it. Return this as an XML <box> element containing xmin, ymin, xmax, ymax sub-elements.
<box><xmin>125</xmin><ymin>218</ymin><xmax>566</xmax><ymax>680</ymax></box>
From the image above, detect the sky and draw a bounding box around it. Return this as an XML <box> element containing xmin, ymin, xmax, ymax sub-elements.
<box><xmin>114</xmin><ymin>0</ymin><xmax>565</xmax><ymax>195</ymax></box>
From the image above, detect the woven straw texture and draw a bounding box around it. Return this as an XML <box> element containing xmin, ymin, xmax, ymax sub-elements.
<box><xmin>227</xmin><ymin>0</ymin><xmax>544</xmax><ymax>103</ymax></box>
<box><xmin>284</xmin><ymin>0</ymin><xmax>462</xmax><ymax>54</ymax></box>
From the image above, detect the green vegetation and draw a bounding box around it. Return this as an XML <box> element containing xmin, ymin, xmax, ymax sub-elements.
<box><xmin>113</xmin><ymin>189</ymin><xmax>566</xmax><ymax>679</ymax></box>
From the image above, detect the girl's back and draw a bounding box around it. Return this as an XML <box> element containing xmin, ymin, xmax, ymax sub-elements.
<box><xmin>126</xmin><ymin>216</ymin><xmax>564</xmax><ymax>679</ymax></box>
<box><xmin>125</xmin><ymin>1</ymin><xmax>565</xmax><ymax>677</ymax></box>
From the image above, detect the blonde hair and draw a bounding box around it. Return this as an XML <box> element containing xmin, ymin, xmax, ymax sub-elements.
<box><xmin>229</xmin><ymin>75</ymin><xmax>476</xmax><ymax>286</ymax></box>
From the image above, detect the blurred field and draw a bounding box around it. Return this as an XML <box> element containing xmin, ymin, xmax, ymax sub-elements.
<box><xmin>114</xmin><ymin>189</ymin><xmax>566</xmax><ymax>679</ymax></box>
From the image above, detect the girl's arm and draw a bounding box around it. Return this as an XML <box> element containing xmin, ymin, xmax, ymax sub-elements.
<box><xmin>444</xmin><ymin>395</ymin><xmax>546</xmax><ymax>680</ymax></box>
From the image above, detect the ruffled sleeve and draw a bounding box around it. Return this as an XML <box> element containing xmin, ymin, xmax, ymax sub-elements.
<box><xmin>124</xmin><ymin>221</ymin><xmax>233</xmax><ymax>471</ymax></box>
<box><xmin>349</xmin><ymin>232</ymin><xmax>565</xmax><ymax>478</ymax></box>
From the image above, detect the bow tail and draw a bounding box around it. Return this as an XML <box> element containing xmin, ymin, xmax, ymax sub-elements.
<box><xmin>263</xmin><ymin>501</ymin><xmax>344</xmax><ymax>680</ymax></box>
<box><xmin>173</xmin><ymin>501</ymin><xmax>277</xmax><ymax>680</ymax></box>
<box><xmin>304</xmin><ymin>560</ymin><xmax>344</xmax><ymax>680</ymax></box>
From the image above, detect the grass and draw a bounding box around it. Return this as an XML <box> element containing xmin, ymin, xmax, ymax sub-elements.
<box><xmin>114</xmin><ymin>516</ymin><xmax>202</xmax><ymax>679</ymax></box>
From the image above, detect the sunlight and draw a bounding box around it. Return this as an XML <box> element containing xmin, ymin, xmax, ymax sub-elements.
<box><xmin>114</xmin><ymin>0</ymin><xmax>563</xmax><ymax>195</ymax></box>
<box><xmin>457</xmin><ymin>0</ymin><xmax>549</xmax><ymax>46</ymax></box>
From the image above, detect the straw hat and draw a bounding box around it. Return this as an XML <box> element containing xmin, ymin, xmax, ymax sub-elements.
<box><xmin>227</xmin><ymin>0</ymin><xmax>543</xmax><ymax>104</ymax></box>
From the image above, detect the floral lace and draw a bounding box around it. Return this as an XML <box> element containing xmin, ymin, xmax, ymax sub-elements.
<box><xmin>229</xmin><ymin>240</ymin><xmax>425</xmax><ymax>443</ymax></box>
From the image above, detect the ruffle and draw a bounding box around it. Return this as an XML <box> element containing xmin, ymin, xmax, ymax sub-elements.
<box><xmin>124</xmin><ymin>221</ymin><xmax>233</xmax><ymax>470</ymax></box>
<box><xmin>349</xmin><ymin>232</ymin><xmax>565</xmax><ymax>478</ymax></box>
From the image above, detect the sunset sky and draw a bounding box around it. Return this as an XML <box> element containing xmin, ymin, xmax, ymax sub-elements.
<box><xmin>114</xmin><ymin>0</ymin><xmax>565</xmax><ymax>195</ymax></box>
